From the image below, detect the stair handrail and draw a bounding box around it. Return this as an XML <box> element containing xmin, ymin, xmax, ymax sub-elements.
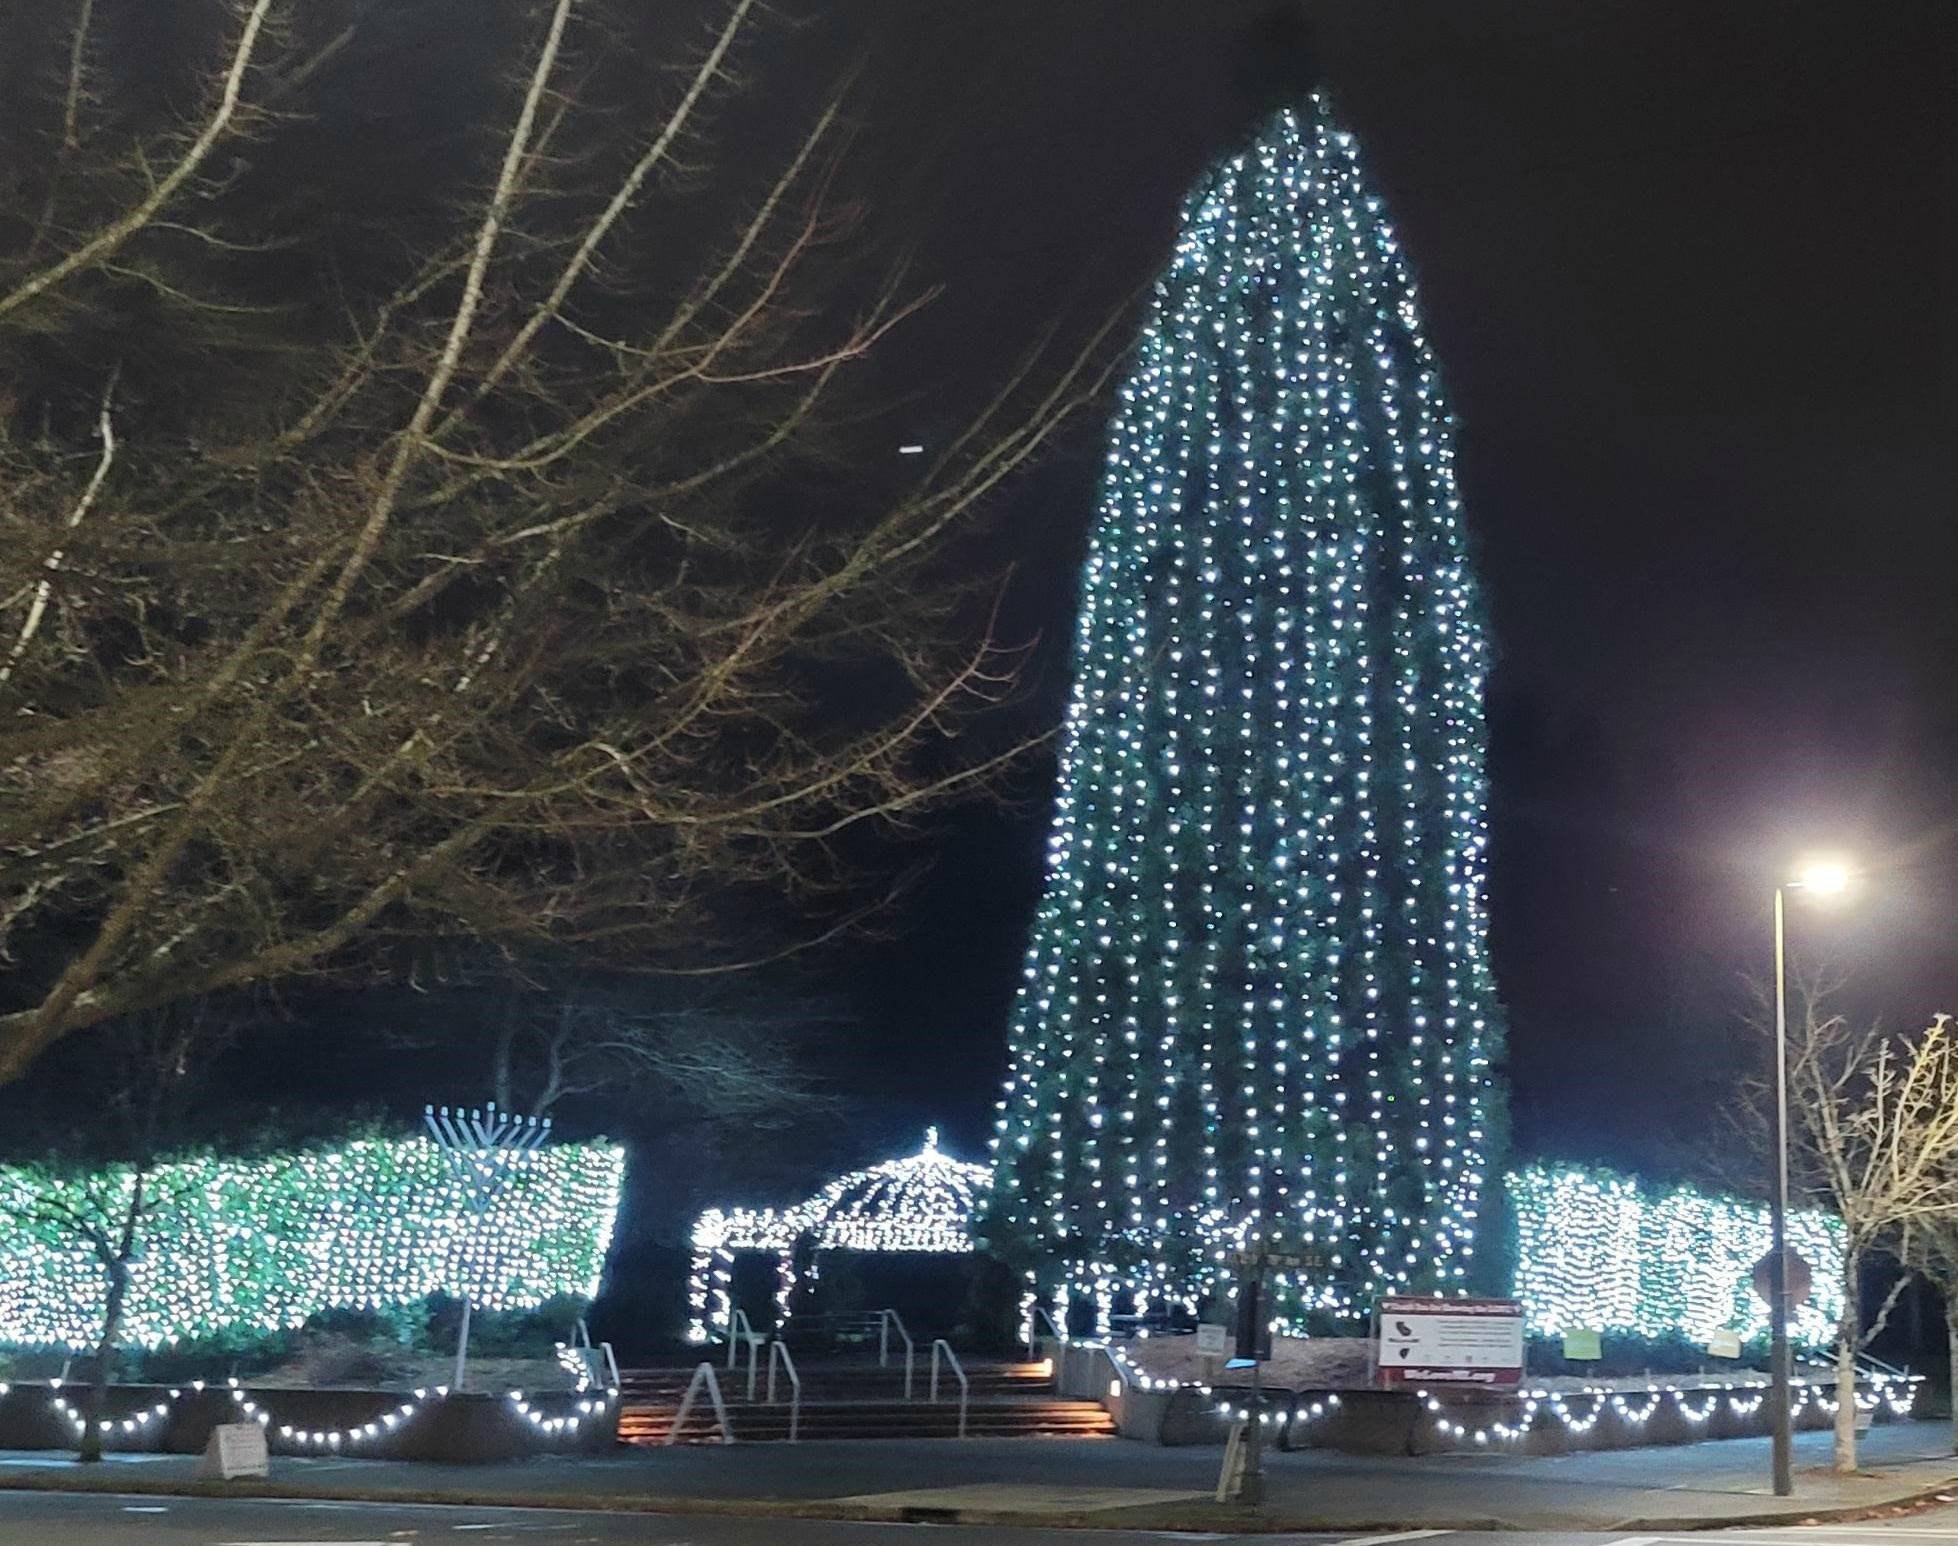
<box><xmin>727</xmin><ymin>1306</ymin><xmax>765</xmax><ymax>1399</ymax></box>
<box><xmin>877</xmin><ymin>1308</ymin><xmax>915</xmax><ymax>1400</ymax></box>
<box><xmin>929</xmin><ymin>1338</ymin><xmax>969</xmax><ymax>1439</ymax></box>
<box><xmin>598</xmin><ymin>1340</ymin><xmax>621</xmax><ymax>1393</ymax></box>
<box><xmin>766</xmin><ymin>1339</ymin><xmax>802</xmax><ymax>1443</ymax></box>
<box><xmin>664</xmin><ymin>1361</ymin><xmax>734</xmax><ymax>1445</ymax></box>
<box><xmin>1026</xmin><ymin>1304</ymin><xmax>1066</xmax><ymax>1362</ymax></box>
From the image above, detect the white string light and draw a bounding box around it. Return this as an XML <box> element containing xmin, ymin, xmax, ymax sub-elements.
<box><xmin>17</xmin><ymin>1373</ymin><xmax>609</xmax><ymax>1456</ymax></box>
<box><xmin>982</xmin><ymin>92</ymin><xmax>1500</xmax><ymax>1326</ymax></box>
<box><xmin>687</xmin><ymin>1129</ymin><xmax>988</xmax><ymax>1341</ymax></box>
<box><xmin>0</xmin><ymin>1137</ymin><xmax>624</xmax><ymax>1349</ymax></box>
<box><xmin>1510</xmin><ymin>1165</ymin><xmax>1846</xmax><ymax>1345</ymax></box>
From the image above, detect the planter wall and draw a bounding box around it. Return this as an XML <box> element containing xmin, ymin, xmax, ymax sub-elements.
<box><xmin>0</xmin><ymin>1383</ymin><xmax>616</xmax><ymax>1463</ymax></box>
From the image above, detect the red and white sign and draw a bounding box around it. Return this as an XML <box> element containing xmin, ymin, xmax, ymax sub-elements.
<box><xmin>1374</xmin><ymin>1296</ymin><xmax>1526</xmax><ymax>1390</ymax></box>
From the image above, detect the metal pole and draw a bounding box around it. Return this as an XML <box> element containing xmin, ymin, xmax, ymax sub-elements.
<box><xmin>453</xmin><ymin>1292</ymin><xmax>473</xmax><ymax>1392</ymax></box>
<box><xmin>1241</xmin><ymin>1256</ymin><xmax>1265</xmax><ymax>1506</ymax></box>
<box><xmin>1770</xmin><ymin>885</ymin><xmax>1794</xmax><ymax>1497</ymax></box>
<box><xmin>1243</xmin><ymin>1355</ymin><xmax>1265</xmax><ymax>1505</ymax></box>
<box><xmin>423</xmin><ymin>1102</ymin><xmax>550</xmax><ymax>1397</ymax></box>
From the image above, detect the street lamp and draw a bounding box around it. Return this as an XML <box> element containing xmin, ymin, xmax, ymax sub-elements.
<box><xmin>1768</xmin><ymin>858</ymin><xmax>1852</xmax><ymax>1497</ymax></box>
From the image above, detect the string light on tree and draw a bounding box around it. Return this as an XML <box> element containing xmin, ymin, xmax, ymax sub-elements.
<box><xmin>983</xmin><ymin>93</ymin><xmax>1502</xmax><ymax>1325</ymax></box>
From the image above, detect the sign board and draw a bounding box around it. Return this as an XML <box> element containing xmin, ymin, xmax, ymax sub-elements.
<box><xmin>198</xmin><ymin>1421</ymin><xmax>270</xmax><ymax>1480</ymax></box>
<box><xmin>1374</xmin><ymin>1297</ymin><xmax>1526</xmax><ymax>1389</ymax></box>
<box><xmin>1561</xmin><ymin>1327</ymin><xmax>1602</xmax><ymax>1362</ymax></box>
<box><xmin>1707</xmin><ymin>1329</ymin><xmax>1743</xmax><ymax>1359</ymax></box>
<box><xmin>1232</xmin><ymin>1249</ymin><xmax>1328</xmax><ymax>1272</ymax></box>
<box><xmin>1233</xmin><ymin>1272</ymin><xmax>1273</xmax><ymax>1363</ymax></box>
<box><xmin>1752</xmin><ymin>1248</ymin><xmax>1812</xmax><ymax>1309</ymax></box>
<box><xmin>1195</xmin><ymin>1322</ymin><xmax>1229</xmax><ymax>1357</ymax></box>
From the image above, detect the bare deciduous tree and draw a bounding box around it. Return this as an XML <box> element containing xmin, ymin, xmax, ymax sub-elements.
<box><xmin>1</xmin><ymin>1002</ymin><xmax>228</xmax><ymax>1460</ymax></box>
<box><xmin>1902</xmin><ymin>1215</ymin><xmax>1958</xmax><ymax>1455</ymax></box>
<box><xmin>0</xmin><ymin>0</ymin><xmax>1115</xmax><ymax>1081</ymax></box>
<box><xmin>1753</xmin><ymin>1001</ymin><xmax>1958</xmax><ymax>1471</ymax></box>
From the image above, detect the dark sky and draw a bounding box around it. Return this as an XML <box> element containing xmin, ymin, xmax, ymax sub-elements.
<box><xmin>794</xmin><ymin>0</ymin><xmax>1956</xmax><ymax>1178</ymax></box>
<box><xmin>13</xmin><ymin>1</ymin><xmax>1944</xmax><ymax>1203</ymax></box>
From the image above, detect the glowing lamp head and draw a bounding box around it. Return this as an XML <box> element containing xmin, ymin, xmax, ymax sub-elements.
<box><xmin>1792</xmin><ymin>860</ymin><xmax>1851</xmax><ymax>897</ymax></box>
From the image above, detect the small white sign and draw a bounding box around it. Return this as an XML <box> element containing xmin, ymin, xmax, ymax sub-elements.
<box><xmin>198</xmin><ymin>1421</ymin><xmax>270</xmax><ymax>1479</ymax></box>
<box><xmin>1707</xmin><ymin>1329</ymin><xmax>1743</xmax><ymax>1359</ymax></box>
<box><xmin>1195</xmin><ymin>1322</ymin><xmax>1229</xmax><ymax>1357</ymax></box>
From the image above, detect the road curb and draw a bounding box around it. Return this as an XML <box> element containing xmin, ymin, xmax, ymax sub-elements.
<box><xmin>2</xmin><ymin>1463</ymin><xmax>1955</xmax><ymax>1533</ymax></box>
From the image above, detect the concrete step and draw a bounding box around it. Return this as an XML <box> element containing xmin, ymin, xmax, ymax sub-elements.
<box><xmin>618</xmin><ymin>1395</ymin><xmax>1113</xmax><ymax>1445</ymax></box>
<box><xmin>617</xmin><ymin>1361</ymin><xmax>1052</xmax><ymax>1406</ymax></box>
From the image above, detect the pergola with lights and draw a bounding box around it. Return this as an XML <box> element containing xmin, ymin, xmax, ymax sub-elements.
<box><xmin>686</xmin><ymin>1128</ymin><xmax>988</xmax><ymax>1342</ymax></box>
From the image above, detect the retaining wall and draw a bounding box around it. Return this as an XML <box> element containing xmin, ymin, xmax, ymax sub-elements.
<box><xmin>0</xmin><ymin>1382</ymin><xmax>616</xmax><ymax>1463</ymax></box>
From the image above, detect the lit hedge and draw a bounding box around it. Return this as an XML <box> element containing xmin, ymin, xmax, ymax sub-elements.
<box><xmin>0</xmin><ymin>1137</ymin><xmax>625</xmax><ymax>1349</ymax></box>
<box><xmin>1510</xmin><ymin>1165</ymin><xmax>1845</xmax><ymax>1347</ymax></box>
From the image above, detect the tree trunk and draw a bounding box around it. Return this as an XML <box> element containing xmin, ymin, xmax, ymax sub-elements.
<box><xmin>76</xmin><ymin>1258</ymin><xmax>129</xmax><ymax>1464</ymax></box>
<box><xmin>492</xmin><ymin>1002</ymin><xmax>517</xmax><ymax>1112</ymax></box>
<box><xmin>1835</xmin><ymin>1252</ymin><xmax>1861</xmax><ymax>1474</ymax></box>
<box><xmin>1947</xmin><ymin>1288</ymin><xmax>1958</xmax><ymax>1456</ymax></box>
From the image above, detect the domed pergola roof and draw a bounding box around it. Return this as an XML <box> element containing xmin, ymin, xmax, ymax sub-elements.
<box><xmin>686</xmin><ymin>1129</ymin><xmax>988</xmax><ymax>1341</ymax></box>
<box><xmin>804</xmin><ymin>1128</ymin><xmax>989</xmax><ymax>1253</ymax></box>
<box><xmin>693</xmin><ymin>1128</ymin><xmax>986</xmax><ymax>1259</ymax></box>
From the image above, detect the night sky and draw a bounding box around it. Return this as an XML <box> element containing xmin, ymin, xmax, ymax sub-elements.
<box><xmin>794</xmin><ymin>0</ymin><xmax>1956</xmax><ymax>1179</ymax></box>
<box><xmin>10</xmin><ymin>1</ymin><xmax>1947</xmax><ymax>1208</ymax></box>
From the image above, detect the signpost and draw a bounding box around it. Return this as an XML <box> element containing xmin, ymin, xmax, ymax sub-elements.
<box><xmin>1216</xmin><ymin>1245</ymin><xmax>1328</xmax><ymax>1506</ymax></box>
<box><xmin>1196</xmin><ymin>1321</ymin><xmax>1228</xmax><ymax>1383</ymax></box>
<box><xmin>1373</xmin><ymin>1297</ymin><xmax>1526</xmax><ymax>1390</ymax></box>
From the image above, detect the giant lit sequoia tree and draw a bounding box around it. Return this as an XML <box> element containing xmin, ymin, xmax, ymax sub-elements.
<box><xmin>985</xmin><ymin>97</ymin><xmax>1505</xmax><ymax>1329</ymax></box>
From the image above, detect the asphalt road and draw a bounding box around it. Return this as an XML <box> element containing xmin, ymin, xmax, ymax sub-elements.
<box><xmin>14</xmin><ymin>1493</ymin><xmax>1958</xmax><ymax>1546</ymax></box>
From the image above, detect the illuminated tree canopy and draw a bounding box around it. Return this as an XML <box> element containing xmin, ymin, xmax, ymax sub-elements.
<box><xmin>985</xmin><ymin>95</ymin><xmax>1503</xmax><ymax>1326</ymax></box>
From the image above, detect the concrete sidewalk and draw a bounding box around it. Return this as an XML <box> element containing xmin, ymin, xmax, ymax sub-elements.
<box><xmin>2</xmin><ymin>1421</ymin><xmax>1955</xmax><ymax>1532</ymax></box>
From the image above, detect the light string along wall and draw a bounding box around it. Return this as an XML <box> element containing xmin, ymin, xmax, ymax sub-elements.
<box><xmin>13</xmin><ymin>1347</ymin><xmax>617</xmax><ymax>1456</ymax></box>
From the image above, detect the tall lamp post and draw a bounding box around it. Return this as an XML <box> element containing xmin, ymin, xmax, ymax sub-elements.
<box><xmin>1769</xmin><ymin>859</ymin><xmax>1850</xmax><ymax>1497</ymax></box>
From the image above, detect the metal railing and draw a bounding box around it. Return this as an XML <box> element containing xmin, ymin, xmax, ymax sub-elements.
<box><xmin>929</xmin><ymin>1338</ymin><xmax>969</xmax><ymax>1438</ymax></box>
<box><xmin>572</xmin><ymin>1318</ymin><xmax>622</xmax><ymax>1392</ymax></box>
<box><xmin>766</xmin><ymin>1339</ymin><xmax>802</xmax><ymax>1443</ymax></box>
<box><xmin>726</xmin><ymin>1307</ymin><xmax>764</xmax><ymax>1399</ymax></box>
<box><xmin>665</xmin><ymin>1362</ymin><xmax>734</xmax><ymax>1445</ymax></box>
<box><xmin>1025</xmin><ymin>1304</ymin><xmax>1065</xmax><ymax>1362</ymax></box>
<box><xmin>877</xmin><ymin>1308</ymin><xmax>915</xmax><ymax>1399</ymax></box>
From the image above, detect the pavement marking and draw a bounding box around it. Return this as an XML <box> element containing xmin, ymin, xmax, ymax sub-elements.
<box><xmin>1604</xmin><ymin>1536</ymin><xmax>1667</xmax><ymax>1546</ymax></box>
<box><xmin>122</xmin><ymin>1505</ymin><xmax>170</xmax><ymax>1513</ymax></box>
<box><xmin>1335</xmin><ymin>1532</ymin><xmax>1453</xmax><ymax>1546</ymax></box>
<box><xmin>835</xmin><ymin>1482</ymin><xmax>1211</xmax><ymax>1514</ymax></box>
